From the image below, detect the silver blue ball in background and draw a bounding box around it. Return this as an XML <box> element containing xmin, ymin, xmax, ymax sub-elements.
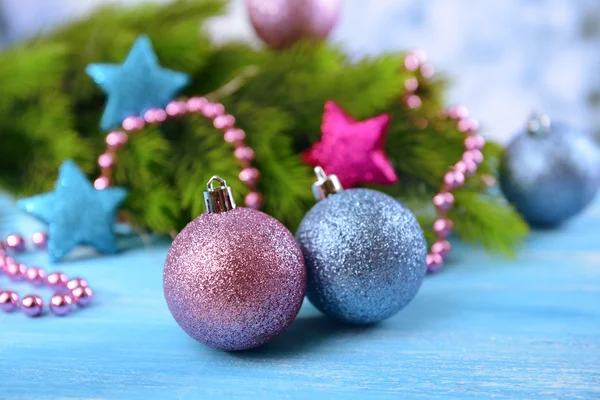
<box><xmin>500</xmin><ymin>117</ymin><xmax>600</xmax><ymax>227</ymax></box>
<box><xmin>295</xmin><ymin>188</ymin><xmax>427</xmax><ymax>325</ymax></box>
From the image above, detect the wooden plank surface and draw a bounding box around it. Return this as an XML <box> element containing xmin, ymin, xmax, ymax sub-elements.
<box><xmin>0</xmin><ymin>195</ymin><xmax>599</xmax><ymax>399</ymax></box>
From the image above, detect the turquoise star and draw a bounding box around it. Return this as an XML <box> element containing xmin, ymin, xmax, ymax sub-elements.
<box><xmin>86</xmin><ymin>35</ymin><xmax>190</xmax><ymax>131</ymax></box>
<box><xmin>17</xmin><ymin>161</ymin><xmax>127</xmax><ymax>263</ymax></box>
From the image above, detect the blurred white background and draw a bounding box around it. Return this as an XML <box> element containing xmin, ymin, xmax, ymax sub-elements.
<box><xmin>1</xmin><ymin>0</ymin><xmax>599</xmax><ymax>144</ymax></box>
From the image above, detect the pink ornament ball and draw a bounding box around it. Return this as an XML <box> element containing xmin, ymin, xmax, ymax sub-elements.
<box><xmin>20</xmin><ymin>295</ymin><xmax>43</xmax><ymax>317</ymax></box>
<box><xmin>164</xmin><ymin>207</ymin><xmax>306</xmax><ymax>351</ymax></box>
<box><xmin>246</xmin><ymin>0</ymin><xmax>342</xmax><ymax>49</ymax></box>
<box><xmin>0</xmin><ymin>290</ymin><xmax>19</xmax><ymax>312</ymax></box>
<box><xmin>50</xmin><ymin>294</ymin><xmax>73</xmax><ymax>316</ymax></box>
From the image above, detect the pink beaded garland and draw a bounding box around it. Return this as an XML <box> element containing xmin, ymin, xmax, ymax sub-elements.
<box><xmin>94</xmin><ymin>97</ymin><xmax>263</xmax><ymax>214</ymax></box>
<box><xmin>0</xmin><ymin>233</ymin><xmax>93</xmax><ymax>318</ymax></box>
<box><xmin>402</xmin><ymin>50</ymin><xmax>486</xmax><ymax>273</ymax></box>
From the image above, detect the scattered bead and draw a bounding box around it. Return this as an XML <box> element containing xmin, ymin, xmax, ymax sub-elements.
<box><xmin>433</xmin><ymin>192</ymin><xmax>455</xmax><ymax>212</ymax></box>
<box><xmin>224</xmin><ymin>128</ymin><xmax>246</xmax><ymax>143</ymax></box>
<box><xmin>464</xmin><ymin>149</ymin><xmax>484</xmax><ymax>165</ymax></box>
<box><xmin>202</xmin><ymin>103</ymin><xmax>225</xmax><ymax>119</ymax></box>
<box><xmin>465</xmin><ymin>134</ymin><xmax>486</xmax><ymax>151</ymax></box>
<box><xmin>444</xmin><ymin>170</ymin><xmax>465</xmax><ymax>190</ymax></box>
<box><xmin>98</xmin><ymin>153</ymin><xmax>117</xmax><ymax>169</ymax></box>
<box><xmin>20</xmin><ymin>295</ymin><xmax>43</xmax><ymax>317</ymax></box>
<box><xmin>234</xmin><ymin>147</ymin><xmax>255</xmax><ymax>163</ymax></box>
<box><xmin>447</xmin><ymin>105</ymin><xmax>469</xmax><ymax>120</ymax></box>
<box><xmin>426</xmin><ymin>253</ymin><xmax>444</xmax><ymax>273</ymax></box>
<box><xmin>214</xmin><ymin>114</ymin><xmax>236</xmax><ymax>130</ymax></box>
<box><xmin>25</xmin><ymin>267</ymin><xmax>47</xmax><ymax>287</ymax></box>
<box><xmin>406</xmin><ymin>94</ymin><xmax>422</xmax><ymax>109</ymax></box>
<box><xmin>420</xmin><ymin>63</ymin><xmax>435</xmax><ymax>78</ymax></box>
<box><xmin>244</xmin><ymin>192</ymin><xmax>263</xmax><ymax>210</ymax></box>
<box><xmin>122</xmin><ymin>116</ymin><xmax>145</xmax><ymax>131</ymax></box>
<box><xmin>106</xmin><ymin>131</ymin><xmax>128</xmax><ymax>149</ymax></box>
<box><xmin>404</xmin><ymin>77</ymin><xmax>419</xmax><ymax>92</ymax></box>
<box><xmin>239</xmin><ymin>168</ymin><xmax>260</xmax><ymax>187</ymax></box>
<box><xmin>72</xmin><ymin>287</ymin><xmax>93</xmax><ymax>307</ymax></box>
<box><xmin>143</xmin><ymin>108</ymin><xmax>167</xmax><ymax>124</ymax></box>
<box><xmin>4</xmin><ymin>263</ymin><xmax>26</xmax><ymax>281</ymax></box>
<box><xmin>67</xmin><ymin>278</ymin><xmax>89</xmax><ymax>292</ymax></box>
<box><xmin>433</xmin><ymin>218</ymin><xmax>454</xmax><ymax>238</ymax></box>
<box><xmin>47</xmin><ymin>272</ymin><xmax>69</xmax><ymax>289</ymax></box>
<box><xmin>94</xmin><ymin>176</ymin><xmax>111</xmax><ymax>190</ymax></box>
<box><xmin>166</xmin><ymin>101</ymin><xmax>188</xmax><ymax>116</ymax></box>
<box><xmin>31</xmin><ymin>232</ymin><xmax>48</xmax><ymax>249</ymax></box>
<box><xmin>50</xmin><ymin>294</ymin><xmax>73</xmax><ymax>316</ymax></box>
<box><xmin>5</xmin><ymin>234</ymin><xmax>25</xmax><ymax>252</ymax></box>
<box><xmin>0</xmin><ymin>291</ymin><xmax>19</xmax><ymax>312</ymax></box>
<box><xmin>431</xmin><ymin>240</ymin><xmax>452</xmax><ymax>258</ymax></box>
<box><xmin>186</xmin><ymin>97</ymin><xmax>208</xmax><ymax>112</ymax></box>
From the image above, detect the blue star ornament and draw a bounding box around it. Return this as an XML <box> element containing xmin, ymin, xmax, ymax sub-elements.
<box><xmin>86</xmin><ymin>35</ymin><xmax>190</xmax><ymax>131</ymax></box>
<box><xmin>17</xmin><ymin>161</ymin><xmax>127</xmax><ymax>263</ymax></box>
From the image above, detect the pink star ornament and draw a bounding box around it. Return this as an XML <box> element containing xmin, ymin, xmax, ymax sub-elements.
<box><xmin>303</xmin><ymin>101</ymin><xmax>398</xmax><ymax>188</ymax></box>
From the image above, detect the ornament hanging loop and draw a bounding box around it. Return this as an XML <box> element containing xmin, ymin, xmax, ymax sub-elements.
<box><xmin>527</xmin><ymin>113</ymin><xmax>551</xmax><ymax>137</ymax></box>
<box><xmin>204</xmin><ymin>176</ymin><xmax>236</xmax><ymax>214</ymax></box>
<box><xmin>312</xmin><ymin>166</ymin><xmax>343</xmax><ymax>200</ymax></box>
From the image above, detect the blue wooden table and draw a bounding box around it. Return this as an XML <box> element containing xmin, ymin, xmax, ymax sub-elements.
<box><xmin>1</xmin><ymin>194</ymin><xmax>599</xmax><ymax>399</ymax></box>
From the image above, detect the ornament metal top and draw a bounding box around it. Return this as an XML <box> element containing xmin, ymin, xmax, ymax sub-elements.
<box><xmin>296</xmin><ymin>167</ymin><xmax>427</xmax><ymax>325</ymax></box>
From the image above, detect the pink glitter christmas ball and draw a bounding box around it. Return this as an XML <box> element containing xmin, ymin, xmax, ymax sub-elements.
<box><xmin>163</xmin><ymin>207</ymin><xmax>306</xmax><ymax>351</ymax></box>
<box><xmin>246</xmin><ymin>0</ymin><xmax>341</xmax><ymax>49</ymax></box>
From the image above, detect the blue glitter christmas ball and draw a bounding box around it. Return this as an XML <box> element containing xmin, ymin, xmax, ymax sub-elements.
<box><xmin>295</xmin><ymin>188</ymin><xmax>427</xmax><ymax>325</ymax></box>
<box><xmin>500</xmin><ymin>119</ymin><xmax>600</xmax><ymax>227</ymax></box>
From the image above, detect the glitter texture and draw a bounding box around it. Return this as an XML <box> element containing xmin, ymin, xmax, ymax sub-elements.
<box><xmin>296</xmin><ymin>189</ymin><xmax>427</xmax><ymax>324</ymax></box>
<box><xmin>500</xmin><ymin>122</ymin><xmax>600</xmax><ymax>227</ymax></box>
<box><xmin>16</xmin><ymin>160</ymin><xmax>127</xmax><ymax>263</ymax></box>
<box><xmin>163</xmin><ymin>208</ymin><xmax>306</xmax><ymax>351</ymax></box>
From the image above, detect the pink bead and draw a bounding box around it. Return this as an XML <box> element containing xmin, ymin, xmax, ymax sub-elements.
<box><xmin>122</xmin><ymin>116</ymin><xmax>145</xmax><ymax>131</ymax></box>
<box><xmin>166</xmin><ymin>101</ymin><xmax>188</xmax><ymax>116</ymax></box>
<box><xmin>413</xmin><ymin>49</ymin><xmax>428</xmax><ymax>64</ymax></box>
<box><xmin>404</xmin><ymin>77</ymin><xmax>419</xmax><ymax>92</ymax></box>
<box><xmin>26</xmin><ymin>267</ymin><xmax>47</xmax><ymax>287</ymax></box>
<box><xmin>244</xmin><ymin>192</ymin><xmax>263</xmax><ymax>210</ymax></box>
<box><xmin>202</xmin><ymin>103</ymin><xmax>225</xmax><ymax>119</ymax></box>
<box><xmin>433</xmin><ymin>218</ymin><xmax>454</xmax><ymax>237</ymax></box>
<box><xmin>463</xmin><ymin>149</ymin><xmax>484</xmax><ymax>165</ymax></box>
<box><xmin>234</xmin><ymin>147</ymin><xmax>255</xmax><ymax>163</ymax></box>
<box><xmin>72</xmin><ymin>286</ymin><xmax>93</xmax><ymax>307</ymax></box>
<box><xmin>5</xmin><ymin>234</ymin><xmax>25</xmax><ymax>252</ymax></box>
<box><xmin>106</xmin><ymin>131</ymin><xmax>128</xmax><ymax>149</ymax></box>
<box><xmin>20</xmin><ymin>295</ymin><xmax>43</xmax><ymax>317</ymax></box>
<box><xmin>187</xmin><ymin>97</ymin><xmax>208</xmax><ymax>112</ymax></box>
<box><xmin>443</xmin><ymin>170</ymin><xmax>465</xmax><ymax>189</ymax></box>
<box><xmin>406</xmin><ymin>94</ymin><xmax>422</xmax><ymax>109</ymax></box>
<box><xmin>431</xmin><ymin>240</ymin><xmax>452</xmax><ymax>259</ymax></box>
<box><xmin>454</xmin><ymin>160</ymin><xmax>468</xmax><ymax>174</ymax></box>
<box><xmin>50</xmin><ymin>294</ymin><xmax>73</xmax><ymax>316</ymax></box>
<box><xmin>426</xmin><ymin>253</ymin><xmax>444</xmax><ymax>273</ymax></box>
<box><xmin>239</xmin><ymin>168</ymin><xmax>260</xmax><ymax>187</ymax></box>
<box><xmin>457</xmin><ymin>118</ymin><xmax>480</xmax><ymax>133</ymax></box>
<box><xmin>0</xmin><ymin>291</ymin><xmax>19</xmax><ymax>312</ymax></box>
<box><xmin>4</xmin><ymin>263</ymin><xmax>26</xmax><ymax>281</ymax></box>
<box><xmin>420</xmin><ymin>63</ymin><xmax>435</xmax><ymax>78</ymax></box>
<box><xmin>47</xmin><ymin>272</ymin><xmax>68</xmax><ymax>289</ymax></box>
<box><xmin>67</xmin><ymin>278</ymin><xmax>89</xmax><ymax>292</ymax></box>
<box><xmin>213</xmin><ymin>114</ymin><xmax>236</xmax><ymax>130</ymax></box>
<box><xmin>464</xmin><ymin>159</ymin><xmax>478</xmax><ymax>177</ymax></box>
<box><xmin>404</xmin><ymin>53</ymin><xmax>421</xmax><ymax>71</ymax></box>
<box><xmin>433</xmin><ymin>192</ymin><xmax>455</xmax><ymax>212</ymax></box>
<box><xmin>31</xmin><ymin>232</ymin><xmax>48</xmax><ymax>249</ymax></box>
<box><xmin>98</xmin><ymin>153</ymin><xmax>116</xmax><ymax>169</ymax></box>
<box><xmin>224</xmin><ymin>128</ymin><xmax>246</xmax><ymax>143</ymax></box>
<box><xmin>143</xmin><ymin>108</ymin><xmax>167</xmax><ymax>124</ymax></box>
<box><xmin>447</xmin><ymin>105</ymin><xmax>469</xmax><ymax>120</ymax></box>
<box><xmin>464</xmin><ymin>134</ymin><xmax>486</xmax><ymax>150</ymax></box>
<box><xmin>94</xmin><ymin>176</ymin><xmax>111</xmax><ymax>190</ymax></box>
